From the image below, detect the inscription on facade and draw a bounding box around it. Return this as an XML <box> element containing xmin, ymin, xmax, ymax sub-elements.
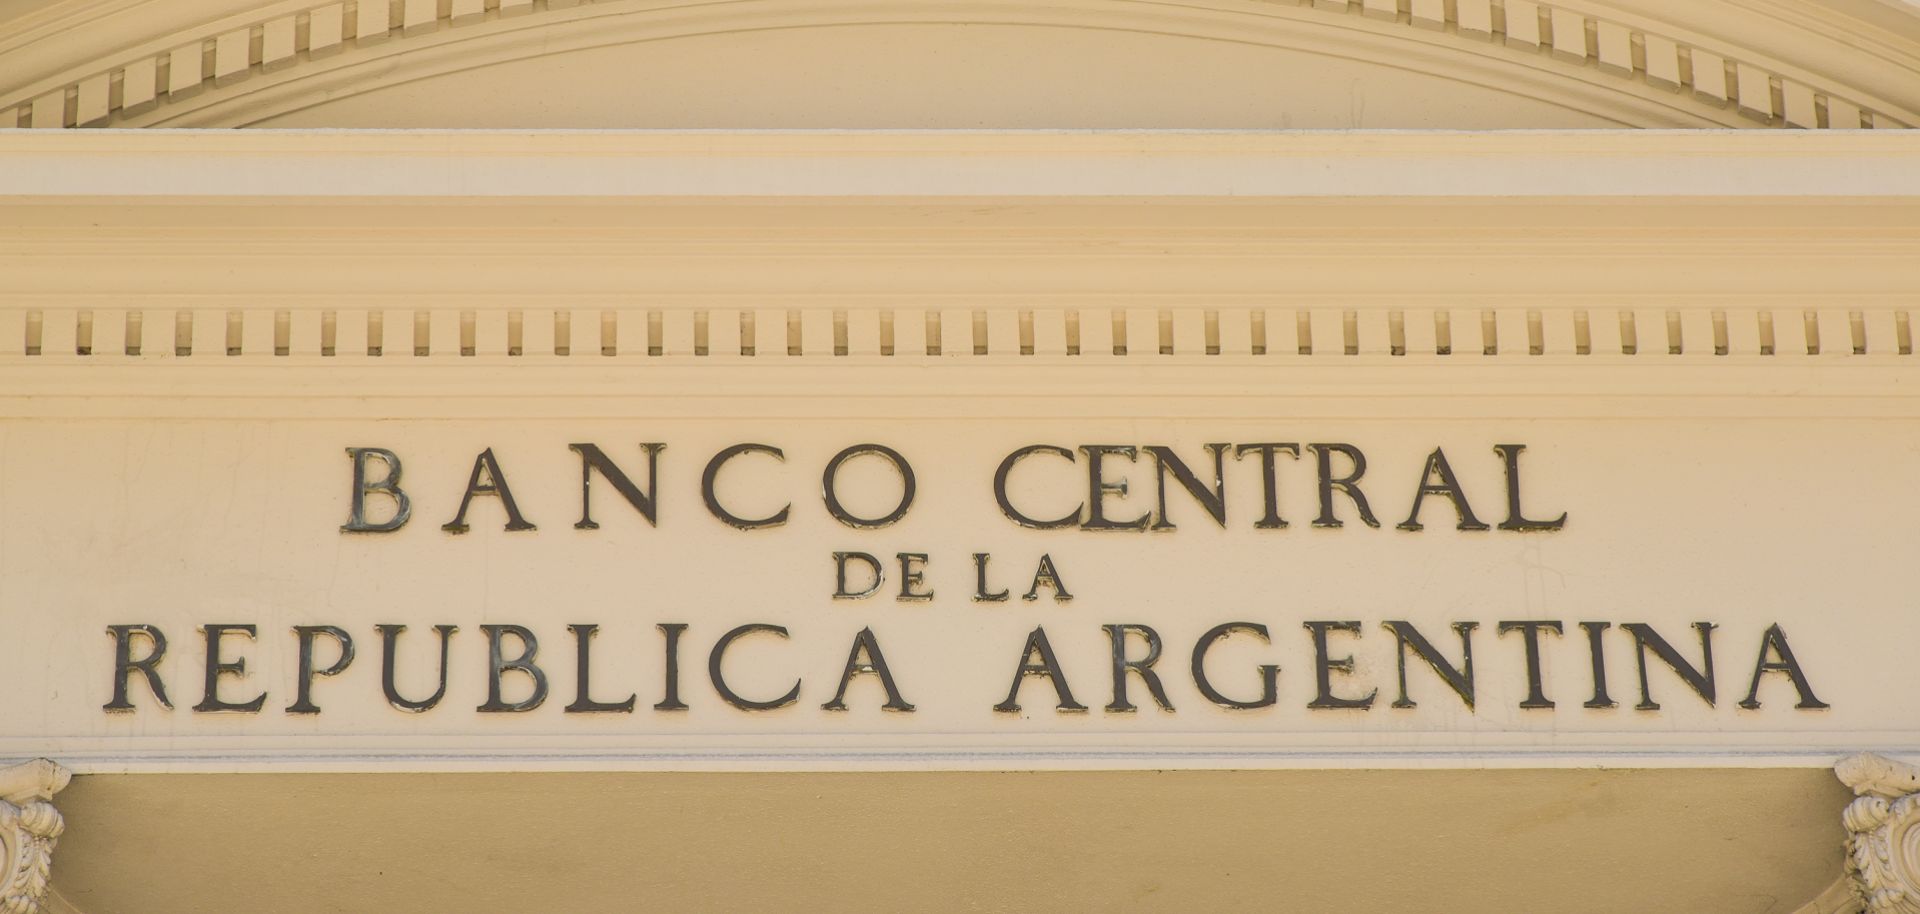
<box><xmin>96</xmin><ymin>439</ymin><xmax>1826</xmax><ymax>721</ymax></box>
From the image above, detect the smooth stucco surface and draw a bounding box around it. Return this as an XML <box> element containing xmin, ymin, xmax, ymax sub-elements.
<box><xmin>52</xmin><ymin>768</ymin><xmax>1848</xmax><ymax>913</ymax></box>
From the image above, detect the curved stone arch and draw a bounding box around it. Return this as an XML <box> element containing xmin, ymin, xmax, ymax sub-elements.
<box><xmin>107</xmin><ymin>1</ymin><xmax>1735</xmax><ymax>130</ymax></box>
<box><xmin>1</xmin><ymin>0</ymin><xmax>1916</xmax><ymax>129</ymax></box>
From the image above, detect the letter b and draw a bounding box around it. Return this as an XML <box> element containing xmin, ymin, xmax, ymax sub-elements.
<box><xmin>343</xmin><ymin>447</ymin><xmax>411</xmax><ymax>533</ymax></box>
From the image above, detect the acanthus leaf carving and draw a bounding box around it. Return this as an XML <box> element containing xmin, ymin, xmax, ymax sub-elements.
<box><xmin>1841</xmin><ymin>753</ymin><xmax>1920</xmax><ymax>914</ymax></box>
<box><xmin>0</xmin><ymin>761</ymin><xmax>71</xmax><ymax>914</ymax></box>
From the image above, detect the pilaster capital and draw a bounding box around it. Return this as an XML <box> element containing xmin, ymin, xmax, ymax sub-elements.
<box><xmin>0</xmin><ymin>760</ymin><xmax>70</xmax><ymax>914</ymax></box>
<box><xmin>1841</xmin><ymin>753</ymin><xmax>1920</xmax><ymax>914</ymax></box>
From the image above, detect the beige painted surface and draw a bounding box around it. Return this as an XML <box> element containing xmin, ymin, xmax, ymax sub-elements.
<box><xmin>49</xmin><ymin>768</ymin><xmax>1850</xmax><ymax>914</ymax></box>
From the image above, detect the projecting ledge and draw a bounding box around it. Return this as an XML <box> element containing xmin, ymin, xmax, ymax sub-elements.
<box><xmin>2</xmin><ymin>131</ymin><xmax>1919</xmax><ymax>200</ymax></box>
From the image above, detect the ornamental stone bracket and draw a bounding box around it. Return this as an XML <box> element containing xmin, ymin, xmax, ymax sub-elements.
<box><xmin>1839</xmin><ymin>753</ymin><xmax>1920</xmax><ymax>914</ymax></box>
<box><xmin>0</xmin><ymin>760</ymin><xmax>70</xmax><ymax>914</ymax></box>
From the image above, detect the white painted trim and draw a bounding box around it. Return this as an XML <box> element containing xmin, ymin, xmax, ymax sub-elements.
<box><xmin>2</xmin><ymin>129</ymin><xmax>1919</xmax><ymax>198</ymax></box>
<box><xmin>12</xmin><ymin>743</ymin><xmax>1905</xmax><ymax>774</ymax></box>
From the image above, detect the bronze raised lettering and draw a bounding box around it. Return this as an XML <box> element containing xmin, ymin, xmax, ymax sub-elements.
<box><xmin>103</xmin><ymin>624</ymin><xmax>171</xmax><ymax>712</ymax></box>
<box><xmin>287</xmin><ymin>625</ymin><xmax>354</xmax><ymax>715</ymax></box>
<box><xmin>1191</xmin><ymin>622</ymin><xmax>1278</xmax><ymax>710</ymax></box>
<box><xmin>821</xmin><ymin>444</ymin><xmax>916</xmax><ymax>528</ymax></box>
<box><xmin>701</xmin><ymin>443</ymin><xmax>790</xmax><ymax>530</ymax></box>
<box><xmin>194</xmin><ymin>623</ymin><xmax>266</xmax><ymax>713</ymax></box>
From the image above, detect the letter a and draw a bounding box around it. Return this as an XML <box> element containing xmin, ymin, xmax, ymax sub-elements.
<box><xmin>993</xmin><ymin>627</ymin><xmax>1087</xmax><ymax>713</ymax></box>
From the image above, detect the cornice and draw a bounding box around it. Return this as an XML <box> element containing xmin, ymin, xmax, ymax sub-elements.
<box><xmin>0</xmin><ymin>0</ymin><xmax>1915</xmax><ymax>130</ymax></box>
<box><xmin>0</xmin><ymin>132</ymin><xmax>1911</xmax><ymax>391</ymax></box>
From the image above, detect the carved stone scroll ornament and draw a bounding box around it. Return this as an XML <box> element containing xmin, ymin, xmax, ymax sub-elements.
<box><xmin>0</xmin><ymin>761</ymin><xmax>70</xmax><ymax>914</ymax></box>
<box><xmin>1840</xmin><ymin>753</ymin><xmax>1920</xmax><ymax>914</ymax></box>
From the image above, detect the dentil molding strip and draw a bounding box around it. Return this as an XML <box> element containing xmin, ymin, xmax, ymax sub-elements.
<box><xmin>0</xmin><ymin>305</ymin><xmax>1911</xmax><ymax>362</ymax></box>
